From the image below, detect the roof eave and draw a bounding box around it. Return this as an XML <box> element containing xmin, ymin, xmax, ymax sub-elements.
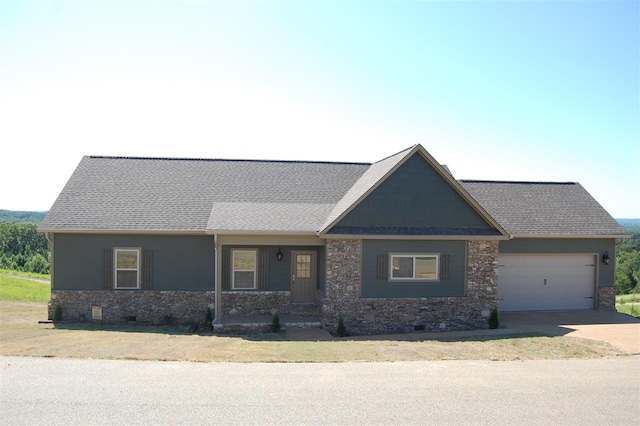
<box><xmin>319</xmin><ymin>234</ymin><xmax>508</xmax><ymax>241</ymax></box>
<box><xmin>37</xmin><ymin>228</ymin><xmax>207</xmax><ymax>235</ymax></box>
<box><xmin>205</xmin><ymin>229</ymin><xmax>318</xmax><ymax>236</ymax></box>
<box><xmin>510</xmin><ymin>233</ymin><xmax>631</xmax><ymax>239</ymax></box>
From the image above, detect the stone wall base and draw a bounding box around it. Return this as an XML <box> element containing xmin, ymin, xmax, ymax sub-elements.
<box><xmin>222</xmin><ymin>291</ymin><xmax>292</xmax><ymax>316</ymax></box>
<box><xmin>50</xmin><ymin>290</ymin><xmax>297</xmax><ymax>324</ymax></box>
<box><xmin>49</xmin><ymin>290</ymin><xmax>214</xmax><ymax>325</ymax></box>
<box><xmin>598</xmin><ymin>287</ymin><xmax>616</xmax><ymax>311</ymax></box>
<box><xmin>322</xmin><ymin>297</ymin><xmax>492</xmax><ymax>335</ymax></box>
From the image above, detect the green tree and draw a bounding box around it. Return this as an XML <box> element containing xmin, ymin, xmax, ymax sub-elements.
<box><xmin>0</xmin><ymin>222</ymin><xmax>50</xmax><ymax>274</ymax></box>
<box><xmin>616</xmin><ymin>250</ymin><xmax>640</xmax><ymax>294</ymax></box>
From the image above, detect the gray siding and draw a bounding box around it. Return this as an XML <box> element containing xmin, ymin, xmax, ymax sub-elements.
<box><xmin>362</xmin><ymin>240</ymin><xmax>467</xmax><ymax>298</ymax></box>
<box><xmin>499</xmin><ymin>238</ymin><xmax>617</xmax><ymax>288</ymax></box>
<box><xmin>334</xmin><ymin>154</ymin><xmax>492</xmax><ymax>230</ymax></box>
<box><xmin>222</xmin><ymin>245</ymin><xmax>324</xmax><ymax>292</ymax></box>
<box><xmin>54</xmin><ymin>234</ymin><xmax>215</xmax><ymax>291</ymax></box>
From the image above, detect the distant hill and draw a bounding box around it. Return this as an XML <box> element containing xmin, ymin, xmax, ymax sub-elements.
<box><xmin>618</xmin><ymin>219</ymin><xmax>640</xmax><ymax>233</ymax></box>
<box><xmin>0</xmin><ymin>210</ymin><xmax>47</xmax><ymax>224</ymax></box>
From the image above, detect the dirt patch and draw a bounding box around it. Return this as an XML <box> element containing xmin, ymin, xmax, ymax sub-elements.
<box><xmin>0</xmin><ymin>301</ymin><xmax>625</xmax><ymax>362</ymax></box>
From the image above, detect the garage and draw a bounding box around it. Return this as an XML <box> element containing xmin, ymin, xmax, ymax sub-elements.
<box><xmin>497</xmin><ymin>254</ymin><xmax>596</xmax><ymax>311</ymax></box>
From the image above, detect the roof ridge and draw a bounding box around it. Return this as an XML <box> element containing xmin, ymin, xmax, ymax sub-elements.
<box><xmin>88</xmin><ymin>155</ymin><xmax>371</xmax><ymax>166</ymax></box>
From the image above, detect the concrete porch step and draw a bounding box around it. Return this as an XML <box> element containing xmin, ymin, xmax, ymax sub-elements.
<box><xmin>214</xmin><ymin>314</ymin><xmax>321</xmax><ymax>329</ymax></box>
<box><xmin>288</xmin><ymin>303</ymin><xmax>320</xmax><ymax>317</ymax></box>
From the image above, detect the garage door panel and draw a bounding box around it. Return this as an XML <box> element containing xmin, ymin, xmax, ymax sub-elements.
<box><xmin>498</xmin><ymin>254</ymin><xmax>595</xmax><ymax>311</ymax></box>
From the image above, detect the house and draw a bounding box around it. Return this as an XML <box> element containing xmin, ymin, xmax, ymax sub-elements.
<box><xmin>38</xmin><ymin>145</ymin><xmax>628</xmax><ymax>334</ymax></box>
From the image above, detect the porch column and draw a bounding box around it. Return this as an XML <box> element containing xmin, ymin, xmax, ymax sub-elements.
<box><xmin>214</xmin><ymin>234</ymin><xmax>222</xmax><ymax>324</ymax></box>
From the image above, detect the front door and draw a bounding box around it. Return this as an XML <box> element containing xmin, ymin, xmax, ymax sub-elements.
<box><xmin>291</xmin><ymin>251</ymin><xmax>316</xmax><ymax>303</ymax></box>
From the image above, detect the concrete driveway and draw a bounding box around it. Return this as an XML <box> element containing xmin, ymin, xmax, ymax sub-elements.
<box><xmin>501</xmin><ymin>310</ymin><xmax>640</xmax><ymax>354</ymax></box>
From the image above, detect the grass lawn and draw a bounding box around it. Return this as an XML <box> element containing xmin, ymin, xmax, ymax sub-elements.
<box><xmin>0</xmin><ymin>300</ymin><xmax>625</xmax><ymax>362</ymax></box>
<box><xmin>0</xmin><ymin>270</ymin><xmax>630</xmax><ymax>362</ymax></box>
<box><xmin>616</xmin><ymin>293</ymin><xmax>640</xmax><ymax>318</ymax></box>
<box><xmin>0</xmin><ymin>272</ymin><xmax>50</xmax><ymax>302</ymax></box>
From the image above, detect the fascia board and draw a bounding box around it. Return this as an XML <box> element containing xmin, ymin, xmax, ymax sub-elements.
<box><xmin>36</xmin><ymin>228</ymin><xmax>207</xmax><ymax>235</ymax></box>
<box><xmin>414</xmin><ymin>147</ymin><xmax>510</xmax><ymax>238</ymax></box>
<box><xmin>205</xmin><ymin>229</ymin><xmax>317</xmax><ymax>236</ymax></box>
<box><xmin>318</xmin><ymin>145</ymin><xmax>419</xmax><ymax>235</ymax></box>
<box><xmin>319</xmin><ymin>234</ymin><xmax>508</xmax><ymax>241</ymax></box>
<box><xmin>510</xmin><ymin>234</ymin><xmax>631</xmax><ymax>239</ymax></box>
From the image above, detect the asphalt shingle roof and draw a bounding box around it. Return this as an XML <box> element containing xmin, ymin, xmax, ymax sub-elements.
<box><xmin>461</xmin><ymin>180</ymin><xmax>627</xmax><ymax>237</ymax></box>
<box><xmin>40</xmin><ymin>149</ymin><xmax>626</xmax><ymax>238</ymax></box>
<box><xmin>40</xmin><ymin>156</ymin><xmax>369</xmax><ymax>232</ymax></box>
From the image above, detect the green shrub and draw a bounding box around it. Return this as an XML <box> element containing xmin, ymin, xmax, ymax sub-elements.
<box><xmin>53</xmin><ymin>305</ymin><xmax>62</xmax><ymax>321</ymax></box>
<box><xmin>488</xmin><ymin>308</ymin><xmax>499</xmax><ymax>329</ymax></box>
<box><xmin>205</xmin><ymin>307</ymin><xmax>213</xmax><ymax>325</ymax></box>
<box><xmin>271</xmin><ymin>313</ymin><xmax>281</xmax><ymax>333</ymax></box>
<box><xmin>337</xmin><ymin>316</ymin><xmax>346</xmax><ymax>337</ymax></box>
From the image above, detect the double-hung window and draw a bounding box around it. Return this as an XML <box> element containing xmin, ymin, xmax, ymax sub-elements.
<box><xmin>114</xmin><ymin>248</ymin><xmax>141</xmax><ymax>289</ymax></box>
<box><xmin>232</xmin><ymin>249</ymin><xmax>257</xmax><ymax>289</ymax></box>
<box><xmin>390</xmin><ymin>254</ymin><xmax>439</xmax><ymax>281</ymax></box>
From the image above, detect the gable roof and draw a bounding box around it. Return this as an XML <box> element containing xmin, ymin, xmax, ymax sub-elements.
<box><xmin>39</xmin><ymin>147</ymin><xmax>624</xmax><ymax>239</ymax></box>
<box><xmin>317</xmin><ymin>145</ymin><xmax>508</xmax><ymax>237</ymax></box>
<box><xmin>461</xmin><ymin>180</ymin><xmax>628</xmax><ymax>238</ymax></box>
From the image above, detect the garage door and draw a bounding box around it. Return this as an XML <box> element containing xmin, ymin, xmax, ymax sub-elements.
<box><xmin>497</xmin><ymin>254</ymin><xmax>596</xmax><ymax>311</ymax></box>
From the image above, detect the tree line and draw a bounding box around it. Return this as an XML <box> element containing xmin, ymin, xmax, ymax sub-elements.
<box><xmin>0</xmin><ymin>209</ymin><xmax>46</xmax><ymax>223</ymax></box>
<box><xmin>616</xmin><ymin>229</ymin><xmax>640</xmax><ymax>294</ymax></box>
<box><xmin>0</xmin><ymin>222</ymin><xmax>50</xmax><ymax>274</ymax></box>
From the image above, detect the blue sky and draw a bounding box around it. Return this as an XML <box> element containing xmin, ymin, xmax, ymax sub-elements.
<box><xmin>1</xmin><ymin>0</ymin><xmax>638</xmax><ymax>217</ymax></box>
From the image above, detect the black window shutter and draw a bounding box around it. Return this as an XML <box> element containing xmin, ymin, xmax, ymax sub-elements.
<box><xmin>221</xmin><ymin>249</ymin><xmax>230</xmax><ymax>290</ymax></box>
<box><xmin>102</xmin><ymin>249</ymin><xmax>113</xmax><ymax>289</ymax></box>
<box><xmin>258</xmin><ymin>250</ymin><xmax>269</xmax><ymax>290</ymax></box>
<box><xmin>440</xmin><ymin>254</ymin><xmax>450</xmax><ymax>281</ymax></box>
<box><xmin>141</xmin><ymin>249</ymin><xmax>153</xmax><ymax>289</ymax></box>
<box><xmin>376</xmin><ymin>254</ymin><xmax>389</xmax><ymax>280</ymax></box>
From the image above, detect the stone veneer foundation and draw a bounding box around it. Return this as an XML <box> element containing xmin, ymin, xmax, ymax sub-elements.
<box><xmin>597</xmin><ymin>287</ymin><xmax>616</xmax><ymax>311</ymax></box>
<box><xmin>321</xmin><ymin>239</ymin><xmax>499</xmax><ymax>335</ymax></box>
<box><xmin>49</xmin><ymin>290</ymin><xmax>297</xmax><ymax>325</ymax></box>
<box><xmin>49</xmin><ymin>290</ymin><xmax>214</xmax><ymax>324</ymax></box>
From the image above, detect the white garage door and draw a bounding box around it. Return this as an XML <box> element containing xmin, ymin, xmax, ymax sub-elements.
<box><xmin>497</xmin><ymin>254</ymin><xmax>596</xmax><ymax>311</ymax></box>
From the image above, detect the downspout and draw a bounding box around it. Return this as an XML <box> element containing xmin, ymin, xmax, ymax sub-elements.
<box><xmin>213</xmin><ymin>234</ymin><xmax>221</xmax><ymax>326</ymax></box>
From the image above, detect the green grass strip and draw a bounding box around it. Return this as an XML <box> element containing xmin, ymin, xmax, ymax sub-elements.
<box><xmin>0</xmin><ymin>268</ymin><xmax>50</xmax><ymax>282</ymax></box>
<box><xmin>0</xmin><ymin>275</ymin><xmax>50</xmax><ymax>302</ymax></box>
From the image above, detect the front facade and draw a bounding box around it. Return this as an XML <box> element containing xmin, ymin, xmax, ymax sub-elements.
<box><xmin>40</xmin><ymin>145</ymin><xmax>627</xmax><ymax>334</ymax></box>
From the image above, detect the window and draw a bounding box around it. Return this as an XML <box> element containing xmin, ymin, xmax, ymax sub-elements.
<box><xmin>114</xmin><ymin>248</ymin><xmax>140</xmax><ymax>289</ymax></box>
<box><xmin>390</xmin><ymin>254</ymin><xmax>439</xmax><ymax>281</ymax></box>
<box><xmin>296</xmin><ymin>254</ymin><xmax>312</xmax><ymax>279</ymax></box>
<box><xmin>232</xmin><ymin>249</ymin><xmax>257</xmax><ymax>289</ymax></box>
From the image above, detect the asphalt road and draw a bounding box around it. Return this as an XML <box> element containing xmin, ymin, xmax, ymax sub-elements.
<box><xmin>1</xmin><ymin>356</ymin><xmax>638</xmax><ymax>425</ymax></box>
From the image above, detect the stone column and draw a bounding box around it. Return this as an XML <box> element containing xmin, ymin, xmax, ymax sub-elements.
<box><xmin>466</xmin><ymin>240</ymin><xmax>499</xmax><ymax>321</ymax></box>
<box><xmin>322</xmin><ymin>239</ymin><xmax>362</xmax><ymax>331</ymax></box>
<box><xmin>597</xmin><ymin>287</ymin><xmax>616</xmax><ymax>311</ymax></box>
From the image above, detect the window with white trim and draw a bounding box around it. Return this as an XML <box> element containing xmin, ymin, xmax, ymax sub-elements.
<box><xmin>232</xmin><ymin>249</ymin><xmax>257</xmax><ymax>289</ymax></box>
<box><xmin>390</xmin><ymin>254</ymin><xmax>439</xmax><ymax>281</ymax></box>
<box><xmin>114</xmin><ymin>248</ymin><xmax>141</xmax><ymax>289</ymax></box>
